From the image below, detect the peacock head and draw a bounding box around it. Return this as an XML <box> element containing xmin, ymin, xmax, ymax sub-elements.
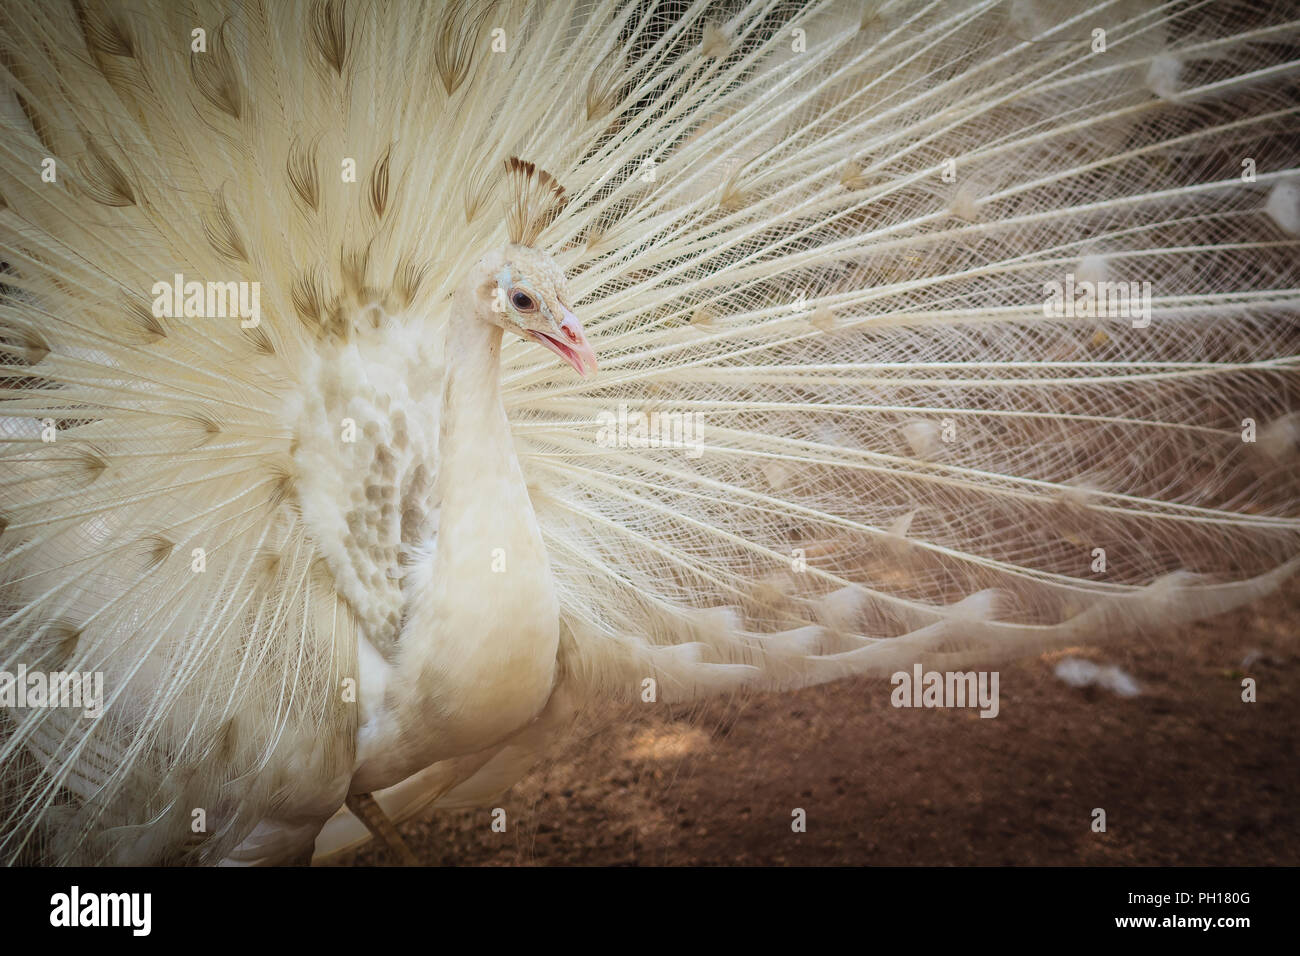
<box><xmin>468</xmin><ymin>244</ymin><xmax>597</xmax><ymax>378</ymax></box>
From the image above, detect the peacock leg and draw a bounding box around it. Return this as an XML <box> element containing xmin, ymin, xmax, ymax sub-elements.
<box><xmin>288</xmin><ymin>845</ymin><xmax>315</xmax><ymax>867</ymax></box>
<box><xmin>345</xmin><ymin>792</ymin><xmax>419</xmax><ymax>865</ymax></box>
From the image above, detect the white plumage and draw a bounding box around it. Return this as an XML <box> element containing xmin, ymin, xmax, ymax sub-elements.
<box><xmin>0</xmin><ymin>0</ymin><xmax>1296</xmax><ymax>864</ymax></box>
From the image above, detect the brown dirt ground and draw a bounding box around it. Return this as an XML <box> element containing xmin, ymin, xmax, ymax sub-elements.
<box><xmin>334</xmin><ymin>582</ymin><xmax>1298</xmax><ymax>866</ymax></box>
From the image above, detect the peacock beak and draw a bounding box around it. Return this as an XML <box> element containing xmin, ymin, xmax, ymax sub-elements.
<box><xmin>529</xmin><ymin>306</ymin><xmax>598</xmax><ymax>377</ymax></box>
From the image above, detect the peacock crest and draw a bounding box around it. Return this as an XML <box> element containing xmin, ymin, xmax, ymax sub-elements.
<box><xmin>502</xmin><ymin>156</ymin><xmax>567</xmax><ymax>247</ymax></box>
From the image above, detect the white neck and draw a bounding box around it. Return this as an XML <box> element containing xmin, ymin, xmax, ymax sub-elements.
<box><xmin>438</xmin><ymin>290</ymin><xmax>510</xmax><ymax>491</ymax></box>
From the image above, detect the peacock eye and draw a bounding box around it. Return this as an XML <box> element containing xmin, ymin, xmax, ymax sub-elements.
<box><xmin>510</xmin><ymin>289</ymin><xmax>535</xmax><ymax>311</ymax></box>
